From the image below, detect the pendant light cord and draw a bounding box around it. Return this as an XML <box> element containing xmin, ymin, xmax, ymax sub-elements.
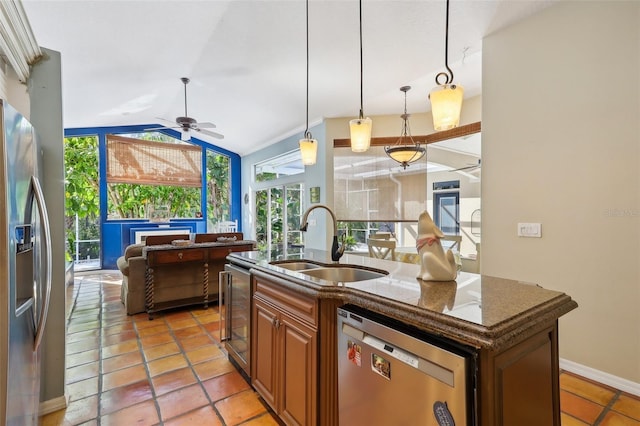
<box><xmin>435</xmin><ymin>0</ymin><xmax>454</xmax><ymax>86</ymax></box>
<box><xmin>304</xmin><ymin>0</ymin><xmax>311</xmax><ymax>139</ymax></box>
<box><xmin>358</xmin><ymin>0</ymin><xmax>364</xmax><ymax>120</ymax></box>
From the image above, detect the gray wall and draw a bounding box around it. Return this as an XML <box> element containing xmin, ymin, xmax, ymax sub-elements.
<box><xmin>28</xmin><ymin>48</ymin><xmax>66</xmax><ymax>404</ymax></box>
<box><xmin>240</xmin><ymin>123</ymin><xmax>330</xmax><ymax>249</ymax></box>
<box><xmin>482</xmin><ymin>2</ymin><xmax>639</xmax><ymax>383</ymax></box>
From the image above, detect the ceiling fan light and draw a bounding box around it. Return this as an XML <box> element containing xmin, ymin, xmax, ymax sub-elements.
<box><xmin>299</xmin><ymin>137</ymin><xmax>317</xmax><ymax>166</ymax></box>
<box><xmin>349</xmin><ymin>117</ymin><xmax>372</xmax><ymax>153</ymax></box>
<box><xmin>430</xmin><ymin>83</ymin><xmax>464</xmax><ymax>131</ymax></box>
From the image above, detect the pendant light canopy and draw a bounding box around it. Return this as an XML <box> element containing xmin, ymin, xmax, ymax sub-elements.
<box><xmin>349</xmin><ymin>0</ymin><xmax>372</xmax><ymax>153</ymax></box>
<box><xmin>299</xmin><ymin>0</ymin><xmax>317</xmax><ymax>166</ymax></box>
<box><xmin>385</xmin><ymin>86</ymin><xmax>425</xmax><ymax>169</ymax></box>
<box><xmin>429</xmin><ymin>0</ymin><xmax>464</xmax><ymax>131</ymax></box>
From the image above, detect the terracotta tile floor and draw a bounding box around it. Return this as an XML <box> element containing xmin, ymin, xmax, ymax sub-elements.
<box><xmin>42</xmin><ymin>270</ymin><xmax>640</xmax><ymax>425</ymax></box>
<box><xmin>42</xmin><ymin>270</ymin><xmax>280</xmax><ymax>426</ymax></box>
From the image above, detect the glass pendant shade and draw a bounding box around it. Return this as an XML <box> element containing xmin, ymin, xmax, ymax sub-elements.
<box><xmin>299</xmin><ymin>137</ymin><xmax>317</xmax><ymax>165</ymax></box>
<box><xmin>349</xmin><ymin>117</ymin><xmax>372</xmax><ymax>153</ymax></box>
<box><xmin>430</xmin><ymin>83</ymin><xmax>464</xmax><ymax>131</ymax></box>
<box><xmin>386</xmin><ymin>145</ymin><xmax>425</xmax><ymax>169</ymax></box>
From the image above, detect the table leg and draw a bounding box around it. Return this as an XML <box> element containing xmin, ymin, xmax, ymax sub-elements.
<box><xmin>203</xmin><ymin>262</ymin><xmax>209</xmax><ymax>309</ymax></box>
<box><xmin>145</xmin><ymin>266</ymin><xmax>155</xmax><ymax>320</ymax></box>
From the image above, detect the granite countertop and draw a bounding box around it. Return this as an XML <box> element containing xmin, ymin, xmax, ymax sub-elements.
<box><xmin>143</xmin><ymin>239</ymin><xmax>256</xmax><ymax>256</ymax></box>
<box><xmin>228</xmin><ymin>248</ymin><xmax>577</xmax><ymax>350</ymax></box>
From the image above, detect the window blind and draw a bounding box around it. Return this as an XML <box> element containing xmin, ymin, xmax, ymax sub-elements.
<box><xmin>106</xmin><ymin>135</ymin><xmax>202</xmax><ymax>187</ymax></box>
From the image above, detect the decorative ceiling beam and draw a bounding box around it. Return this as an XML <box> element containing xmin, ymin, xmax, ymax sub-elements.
<box><xmin>334</xmin><ymin>121</ymin><xmax>481</xmax><ymax>148</ymax></box>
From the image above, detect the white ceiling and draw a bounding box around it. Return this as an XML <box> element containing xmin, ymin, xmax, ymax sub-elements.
<box><xmin>22</xmin><ymin>0</ymin><xmax>553</xmax><ymax>156</ymax></box>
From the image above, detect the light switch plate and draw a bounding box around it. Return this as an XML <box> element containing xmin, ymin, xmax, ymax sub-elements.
<box><xmin>517</xmin><ymin>223</ymin><xmax>541</xmax><ymax>238</ymax></box>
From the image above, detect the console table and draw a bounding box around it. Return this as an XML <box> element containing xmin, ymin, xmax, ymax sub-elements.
<box><xmin>143</xmin><ymin>241</ymin><xmax>255</xmax><ymax>319</ymax></box>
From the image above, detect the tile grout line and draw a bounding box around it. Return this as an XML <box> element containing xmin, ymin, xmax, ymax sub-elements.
<box><xmin>592</xmin><ymin>390</ymin><xmax>622</xmax><ymax>426</ymax></box>
<box><xmin>185</xmin><ymin>310</ymin><xmax>230</xmax><ymax>425</ymax></box>
<box><xmin>134</xmin><ymin>315</ymin><xmax>167</xmax><ymax>426</ymax></box>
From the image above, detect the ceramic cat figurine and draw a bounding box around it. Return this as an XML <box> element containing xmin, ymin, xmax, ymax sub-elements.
<box><xmin>416</xmin><ymin>211</ymin><xmax>457</xmax><ymax>281</ymax></box>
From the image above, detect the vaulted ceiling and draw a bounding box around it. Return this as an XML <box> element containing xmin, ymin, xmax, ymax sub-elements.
<box><xmin>23</xmin><ymin>0</ymin><xmax>554</xmax><ymax>155</ymax></box>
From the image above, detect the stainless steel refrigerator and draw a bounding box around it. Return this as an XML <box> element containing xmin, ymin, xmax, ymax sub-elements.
<box><xmin>0</xmin><ymin>100</ymin><xmax>52</xmax><ymax>425</ymax></box>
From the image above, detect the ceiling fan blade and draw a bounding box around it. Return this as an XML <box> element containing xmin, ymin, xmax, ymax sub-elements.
<box><xmin>451</xmin><ymin>165</ymin><xmax>477</xmax><ymax>172</ymax></box>
<box><xmin>154</xmin><ymin>116</ymin><xmax>177</xmax><ymax>126</ymax></box>
<box><xmin>450</xmin><ymin>159</ymin><xmax>481</xmax><ymax>172</ymax></box>
<box><xmin>196</xmin><ymin>128</ymin><xmax>225</xmax><ymax>140</ymax></box>
<box><xmin>196</xmin><ymin>121</ymin><xmax>216</xmax><ymax>129</ymax></box>
<box><xmin>144</xmin><ymin>125</ymin><xmax>181</xmax><ymax>132</ymax></box>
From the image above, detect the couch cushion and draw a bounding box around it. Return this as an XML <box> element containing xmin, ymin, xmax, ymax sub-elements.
<box><xmin>116</xmin><ymin>255</ymin><xmax>129</xmax><ymax>276</ymax></box>
<box><xmin>124</xmin><ymin>243</ymin><xmax>144</xmax><ymax>260</ymax></box>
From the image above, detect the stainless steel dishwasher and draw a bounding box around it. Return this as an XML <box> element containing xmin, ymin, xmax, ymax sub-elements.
<box><xmin>337</xmin><ymin>305</ymin><xmax>476</xmax><ymax>425</ymax></box>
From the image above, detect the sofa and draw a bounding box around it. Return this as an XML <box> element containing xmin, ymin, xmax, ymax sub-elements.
<box><xmin>117</xmin><ymin>232</ymin><xmax>252</xmax><ymax>315</ymax></box>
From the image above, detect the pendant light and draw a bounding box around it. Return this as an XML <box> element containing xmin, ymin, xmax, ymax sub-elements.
<box><xmin>429</xmin><ymin>0</ymin><xmax>464</xmax><ymax>131</ymax></box>
<box><xmin>299</xmin><ymin>0</ymin><xmax>317</xmax><ymax>166</ymax></box>
<box><xmin>385</xmin><ymin>86</ymin><xmax>425</xmax><ymax>169</ymax></box>
<box><xmin>349</xmin><ymin>0</ymin><xmax>372</xmax><ymax>152</ymax></box>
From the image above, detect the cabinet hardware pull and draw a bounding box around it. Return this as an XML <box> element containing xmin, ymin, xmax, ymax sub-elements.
<box><xmin>178</xmin><ymin>252</ymin><xmax>183</xmax><ymax>260</ymax></box>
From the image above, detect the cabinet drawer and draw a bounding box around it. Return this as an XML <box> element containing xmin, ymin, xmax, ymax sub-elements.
<box><xmin>254</xmin><ymin>278</ymin><xmax>317</xmax><ymax>328</ymax></box>
<box><xmin>209</xmin><ymin>243</ymin><xmax>254</xmax><ymax>260</ymax></box>
<box><xmin>152</xmin><ymin>248</ymin><xmax>205</xmax><ymax>264</ymax></box>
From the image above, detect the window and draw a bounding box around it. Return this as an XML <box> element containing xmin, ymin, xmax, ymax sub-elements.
<box><xmin>64</xmin><ymin>135</ymin><xmax>100</xmax><ymax>270</ymax></box>
<box><xmin>255</xmin><ymin>183</ymin><xmax>305</xmax><ymax>256</ymax></box>
<box><xmin>205</xmin><ymin>149</ymin><xmax>232</xmax><ymax>226</ymax></box>
<box><xmin>254</xmin><ymin>150</ymin><xmax>305</xmax><ymax>182</ymax></box>
<box><xmin>103</xmin><ymin>132</ymin><xmax>231</xmax><ymax>223</ymax></box>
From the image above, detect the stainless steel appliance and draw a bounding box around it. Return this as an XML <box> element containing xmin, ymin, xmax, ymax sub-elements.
<box><xmin>219</xmin><ymin>263</ymin><xmax>251</xmax><ymax>377</ymax></box>
<box><xmin>0</xmin><ymin>100</ymin><xmax>52</xmax><ymax>425</ymax></box>
<box><xmin>338</xmin><ymin>305</ymin><xmax>475</xmax><ymax>426</ymax></box>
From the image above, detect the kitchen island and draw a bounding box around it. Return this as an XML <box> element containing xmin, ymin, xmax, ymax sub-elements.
<box><xmin>227</xmin><ymin>249</ymin><xmax>577</xmax><ymax>426</ymax></box>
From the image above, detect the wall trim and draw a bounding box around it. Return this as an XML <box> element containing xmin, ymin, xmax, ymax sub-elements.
<box><xmin>39</xmin><ymin>394</ymin><xmax>68</xmax><ymax>416</ymax></box>
<box><xmin>560</xmin><ymin>358</ymin><xmax>640</xmax><ymax>397</ymax></box>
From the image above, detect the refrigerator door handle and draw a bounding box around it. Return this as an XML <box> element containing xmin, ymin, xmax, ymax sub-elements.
<box><xmin>30</xmin><ymin>176</ymin><xmax>52</xmax><ymax>350</ymax></box>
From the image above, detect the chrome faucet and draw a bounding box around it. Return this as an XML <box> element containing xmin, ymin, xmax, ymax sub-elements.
<box><xmin>300</xmin><ymin>204</ymin><xmax>345</xmax><ymax>263</ymax></box>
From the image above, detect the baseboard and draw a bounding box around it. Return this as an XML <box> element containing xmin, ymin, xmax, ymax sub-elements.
<box><xmin>39</xmin><ymin>394</ymin><xmax>68</xmax><ymax>416</ymax></box>
<box><xmin>560</xmin><ymin>358</ymin><xmax>640</xmax><ymax>397</ymax></box>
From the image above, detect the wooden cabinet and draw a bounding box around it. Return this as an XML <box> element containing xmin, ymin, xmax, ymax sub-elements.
<box><xmin>252</xmin><ymin>276</ymin><xmax>317</xmax><ymax>426</ymax></box>
<box><xmin>144</xmin><ymin>242</ymin><xmax>254</xmax><ymax>320</ymax></box>
<box><xmin>478</xmin><ymin>324</ymin><xmax>561</xmax><ymax>425</ymax></box>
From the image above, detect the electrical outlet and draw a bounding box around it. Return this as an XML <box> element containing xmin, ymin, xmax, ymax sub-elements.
<box><xmin>517</xmin><ymin>223</ymin><xmax>541</xmax><ymax>238</ymax></box>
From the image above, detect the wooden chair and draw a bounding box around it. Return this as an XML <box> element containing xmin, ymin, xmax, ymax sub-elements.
<box><xmin>369</xmin><ymin>232</ymin><xmax>392</xmax><ymax>240</ymax></box>
<box><xmin>367</xmin><ymin>238</ymin><xmax>396</xmax><ymax>261</ymax></box>
<box><xmin>215</xmin><ymin>220</ymin><xmax>238</xmax><ymax>233</ymax></box>
<box><xmin>441</xmin><ymin>234</ymin><xmax>462</xmax><ymax>251</ymax></box>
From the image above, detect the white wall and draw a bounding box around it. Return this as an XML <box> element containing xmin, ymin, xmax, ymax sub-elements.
<box><xmin>482</xmin><ymin>1</ymin><xmax>639</xmax><ymax>383</ymax></box>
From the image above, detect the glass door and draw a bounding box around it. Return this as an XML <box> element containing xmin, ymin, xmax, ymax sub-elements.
<box><xmin>255</xmin><ymin>183</ymin><xmax>305</xmax><ymax>258</ymax></box>
<box><xmin>434</xmin><ymin>192</ymin><xmax>460</xmax><ymax>234</ymax></box>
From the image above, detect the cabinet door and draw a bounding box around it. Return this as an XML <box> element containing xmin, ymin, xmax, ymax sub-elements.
<box><xmin>280</xmin><ymin>313</ymin><xmax>317</xmax><ymax>426</ymax></box>
<box><xmin>252</xmin><ymin>298</ymin><xmax>279</xmax><ymax>411</ymax></box>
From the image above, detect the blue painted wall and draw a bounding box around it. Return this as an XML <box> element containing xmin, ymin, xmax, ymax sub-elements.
<box><xmin>64</xmin><ymin>125</ymin><xmax>241</xmax><ymax>269</ymax></box>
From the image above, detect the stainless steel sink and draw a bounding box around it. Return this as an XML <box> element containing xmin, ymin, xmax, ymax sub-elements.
<box><xmin>271</xmin><ymin>261</ymin><xmax>323</xmax><ymax>271</ymax></box>
<box><xmin>299</xmin><ymin>267</ymin><xmax>388</xmax><ymax>282</ymax></box>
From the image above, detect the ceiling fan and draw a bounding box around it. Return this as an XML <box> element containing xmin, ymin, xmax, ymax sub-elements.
<box><xmin>149</xmin><ymin>77</ymin><xmax>224</xmax><ymax>141</ymax></box>
<box><xmin>450</xmin><ymin>158</ymin><xmax>481</xmax><ymax>173</ymax></box>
